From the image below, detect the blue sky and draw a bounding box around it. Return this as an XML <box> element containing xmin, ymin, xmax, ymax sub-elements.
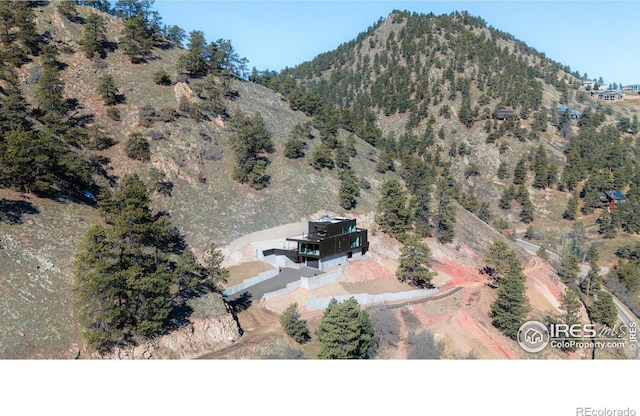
<box><xmin>152</xmin><ymin>1</ymin><xmax>640</xmax><ymax>85</ymax></box>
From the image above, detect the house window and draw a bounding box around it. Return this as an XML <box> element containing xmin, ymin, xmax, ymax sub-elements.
<box><xmin>350</xmin><ymin>235</ymin><xmax>361</xmax><ymax>248</ymax></box>
<box><xmin>299</xmin><ymin>242</ymin><xmax>319</xmax><ymax>256</ymax></box>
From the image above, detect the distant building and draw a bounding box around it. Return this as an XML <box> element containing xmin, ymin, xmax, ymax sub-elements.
<box><xmin>590</xmin><ymin>90</ymin><xmax>623</xmax><ymax>101</ymax></box>
<box><xmin>598</xmin><ymin>191</ymin><xmax>627</xmax><ymax>211</ymax></box>
<box><xmin>622</xmin><ymin>84</ymin><xmax>640</xmax><ymax>93</ymax></box>
<box><xmin>262</xmin><ymin>215</ymin><xmax>368</xmax><ymax>272</ymax></box>
<box><xmin>558</xmin><ymin>105</ymin><xmax>582</xmax><ymax>119</ymax></box>
<box><xmin>493</xmin><ymin>107</ymin><xmax>518</xmax><ymax>120</ymax></box>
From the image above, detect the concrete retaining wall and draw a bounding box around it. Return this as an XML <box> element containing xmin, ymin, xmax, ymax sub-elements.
<box><xmin>263</xmin><ymin>253</ymin><xmax>297</xmax><ymax>269</ymax></box>
<box><xmin>305</xmin><ymin>288</ymin><xmax>439</xmax><ymax>311</ymax></box>
<box><xmin>221</xmin><ymin>268</ymin><xmax>279</xmax><ymax>297</ymax></box>
<box><xmin>262</xmin><ymin>269</ymin><xmax>344</xmax><ymax>300</ymax></box>
<box><xmin>262</xmin><ymin>280</ymin><xmax>302</xmax><ymax>300</ymax></box>
<box><xmin>300</xmin><ymin>269</ymin><xmax>343</xmax><ymax>290</ymax></box>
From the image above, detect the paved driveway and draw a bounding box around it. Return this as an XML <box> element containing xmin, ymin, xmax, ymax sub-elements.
<box><xmin>226</xmin><ymin>267</ymin><xmax>320</xmax><ymax>303</ymax></box>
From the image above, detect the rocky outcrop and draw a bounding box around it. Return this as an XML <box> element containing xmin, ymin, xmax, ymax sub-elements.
<box><xmin>92</xmin><ymin>295</ymin><xmax>241</xmax><ymax>360</ymax></box>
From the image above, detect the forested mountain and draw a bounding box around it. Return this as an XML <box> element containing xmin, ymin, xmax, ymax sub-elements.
<box><xmin>1</xmin><ymin>3</ymin><xmax>639</xmax><ymax>357</ymax></box>
<box><xmin>256</xmin><ymin>10</ymin><xmax>640</xmax><ymax>313</ymax></box>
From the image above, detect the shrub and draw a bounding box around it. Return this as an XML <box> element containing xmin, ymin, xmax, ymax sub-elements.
<box><xmin>106</xmin><ymin>107</ymin><xmax>120</xmax><ymax>121</ymax></box>
<box><xmin>125</xmin><ymin>132</ymin><xmax>151</xmax><ymax>162</ymax></box>
<box><xmin>153</xmin><ymin>70</ymin><xmax>172</xmax><ymax>86</ymax></box>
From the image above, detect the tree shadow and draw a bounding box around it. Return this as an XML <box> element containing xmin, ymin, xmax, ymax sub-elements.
<box><xmin>227</xmin><ymin>291</ymin><xmax>253</xmax><ymax>312</ymax></box>
<box><xmin>164</xmin><ymin>302</ymin><xmax>195</xmax><ymax>332</ymax></box>
<box><xmin>0</xmin><ymin>199</ymin><xmax>40</xmax><ymax>225</ymax></box>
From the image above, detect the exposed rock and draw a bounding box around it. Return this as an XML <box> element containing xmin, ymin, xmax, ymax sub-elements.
<box><xmin>98</xmin><ymin>297</ymin><xmax>240</xmax><ymax>360</ymax></box>
<box><xmin>174</xmin><ymin>82</ymin><xmax>199</xmax><ymax>106</ymax></box>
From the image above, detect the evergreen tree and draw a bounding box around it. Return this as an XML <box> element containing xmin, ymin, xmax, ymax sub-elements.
<box><xmin>125</xmin><ymin>132</ymin><xmax>151</xmax><ymax>162</ymax></box>
<box><xmin>376</xmin><ymin>178</ymin><xmax>410</xmax><ymax>237</ymax></box>
<box><xmin>396</xmin><ymin>237</ymin><xmax>436</xmax><ymax>288</ymax></box>
<box><xmin>97</xmin><ymin>75</ymin><xmax>120</xmax><ymax>106</ymax></box>
<box><xmin>177</xmin><ymin>30</ymin><xmax>210</xmax><ymax>76</ymax></box>
<box><xmin>483</xmin><ymin>240</ymin><xmax>519</xmax><ymax>287</ymax></box>
<box><xmin>490</xmin><ymin>256</ymin><xmax>530</xmax><ymax>339</ymax></box>
<box><xmin>120</xmin><ymin>15</ymin><xmax>154</xmax><ymax>63</ymax></box>
<box><xmin>434</xmin><ymin>178</ymin><xmax>457</xmax><ymax>244</ymax></box>
<box><xmin>36</xmin><ymin>64</ymin><xmax>67</xmax><ymax>121</ymax></box>
<box><xmin>513</xmin><ymin>156</ymin><xmax>527</xmax><ymax>185</ymax></box>
<box><xmin>562</xmin><ymin>190</ymin><xmax>580</xmax><ymax>220</ymax></box>
<box><xmin>73</xmin><ymin>174</ymin><xmax>206</xmax><ymax>352</ymax></box>
<box><xmin>228</xmin><ymin>111</ymin><xmax>274</xmax><ymax>189</ymax></box>
<box><xmin>589</xmin><ymin>291</ymin><xmax>617</xmax><ymax>328</ymax></box>
<box><xmin>558</xmin><ymin>253</ymin><xmax>580</xmax><ymax>284</ymax></box>
<box><xmin>555</xmin><ymin>286</ymin><xmax>582</xmax><ymax>351</ymax></box>
<box><xmin>338</xmin><ymin>169</ymin><xmax>360</xmax><ymax>210</ymax></box>
<box><xmin>280</xmin><ymin>303</ymin><xmax>310</xmax><ymax>344</ymax></box>
<box><xmin>411</xmin><ymin>184</ymin><xmax>432</xmax><ymax>237</ymax></box>
<box><xmin>79</xmin><ymin>12</ymin><xmax>107</xmax><ymax>58</ymax></box>
<box><xmin>496</xmin><ymin>161</ymin><xmax>509</xmax><ymax>180</ymax></box>
<box><xmin>201</xmin><ymin>243</ymin><xmax>229</xmax><ymax>290</ymax></box>
<box><xmin>309</xmin><ymin>142</ymin><xmax>334</xmax><ymax>170</ymax></box>
<box><xmin>284</xmin><ymin>138</ymin><xmax>305</xmax><ymax>159</ymax></box>
<box><xmin>532</xmin><ymin>144</ymin><xmax>550</xmax><ymax>189</ymax></box>
<box><xmin>316</xmin><ymin>297</ymin><xmax>378</xmax><ymax>359</ymax></box>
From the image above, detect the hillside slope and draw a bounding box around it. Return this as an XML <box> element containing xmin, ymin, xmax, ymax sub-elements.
<box><xmin>0</xmin><ymin>2</ymin><xmax>391</xmax><ymax>357</ymax></box>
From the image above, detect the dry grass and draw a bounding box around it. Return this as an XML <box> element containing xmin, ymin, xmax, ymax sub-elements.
<box><xmin>227</xmin><ymin>261</ymin><xmax>276</xmax><ymax>285</ymax></box>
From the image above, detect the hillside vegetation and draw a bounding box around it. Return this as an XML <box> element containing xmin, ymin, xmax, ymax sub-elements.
<box><xmin>1</xmin><ymin>2</ymin><xmax>639</xmax><ymax>357</ymax></box>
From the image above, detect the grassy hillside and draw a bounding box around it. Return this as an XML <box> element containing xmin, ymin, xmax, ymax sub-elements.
<box><xmin>0</xmin><ymin>2</ymin><xmax>392</xmax><ymax>357</ymax></box>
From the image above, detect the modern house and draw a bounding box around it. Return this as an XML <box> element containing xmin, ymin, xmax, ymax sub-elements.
<box><xmin>622</xmin><ymin>85</ymin><xmax>640</xmax><ymax>93</ymax></box>
<box><xmin>262</xmin><ymin>215</ymin><xmax>368</xmax><ymax>271</ymax></box>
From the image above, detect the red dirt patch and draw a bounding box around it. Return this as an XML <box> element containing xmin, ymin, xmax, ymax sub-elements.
<box><xmin>434</xmin><ymin>258</ymin><xmax>488</xmax><ymax>290</ymax></box>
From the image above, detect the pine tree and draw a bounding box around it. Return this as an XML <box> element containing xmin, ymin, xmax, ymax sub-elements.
<box><xmin>562</xmin><ymin>190</ymin><xmax>579</xmax><ymax>220</ymax></box>
<box><xmin>513</xmin><ymin>156</ymin><xmax>527</xmax><ymax>185</ymax></box>
<box><xmin>284</xmin><ymin>138</ymin><xmax>305</xmax><ymax>159</ymax></box>
<box><xmin>558</xmin><ymin>253</ymin><xmax>580</xmax><ymax>284</ymax></box>
<box><xmin>589</xmin><ymin>291</ymin><xmax>617</xmax><ymax>328</ymax></box>
<box><xmin>36</xmin><ymin>64</ymin><xmax>67</xmax><ymax>120</ymax></box>
<box><xmin>228</xmin><ymin>111</ymin><xmax>274</xmax><ymax>189</ymax></box>
<box><xmin>280</xmin><ymin>303</ymin><xmax>310</xmax><ymax>344</ymax></box>
<box><xmin>555</xmin><ymin>286</ymin><xmax>582</xmax><ymax>351</ymax></box>
<box><xmin>376</xmin><ymin>178</ymin><xmax>410</xmax><ymax>237</ymax></box>
<box><xmin>120</xmin><ymin>15</ymin><xmax>154</xmax><ymax>63</ymax></box>
<box><xmin>79</xmin><ymin>12</ymin><xmax>107</xmax><ymax>58</ymax></box>
<box><xmin>316</xmin><ymin>297</ymin><xmax>378</xmax><ymax>359</ymax></box>
<box><xmin>411</xmin><ymin>184</ymin><xmax>432</xmax><ymax>237</ymax></box>
<box><xmin>490</xmin><ymin>257</ymin><xmax>530</xmax><ymax>339</ymax></box>
<box><xmin>483</xmin><ymin>240</ymin><xmax>519</xmax><ymax>287</ymax></box>
<box><xmin>338</xmin><ymin>170</ymin><xmax>360</xmax><ymax>210</ymax></box>
<box><xmin>125</xmin><ymin>132</ymin><xmax>151</xmax><ymax>162</ymax></box>
<box><xmin>97</xmin><ymin>75</ymin><xmax>120</xmax><ymax>106</ymax></box>
<box><xmin>396</xmin><ymin>237</ymin><xmax>437</xmax><ymax>288</ymax></box>
<box><xmin>309</xmin><ymin>142</ymin><xmax>334</xmax><ymax>170</ymax></box>
<box><xmin>434</xmin><ymin>178</ymin><xmax>457</xmax><ymax>244</ymax></box>
<box><xmin>73</xmin><ymin>175</ymin><xmax>185</xmax><ymax>352</ymax></box>
<box><xmin>532</xmin><ymin>144</ymin><xmax>549</xmax><ymax>189</ymax></box>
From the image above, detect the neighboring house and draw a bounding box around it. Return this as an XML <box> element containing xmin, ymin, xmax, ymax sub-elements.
<box><xmin>590</xmin><ymin>90</ymin><xmax>623</xmax><ymax>100</ymax></box>
<box><xmin>622</xmin><ymin>84</ymin><xmax>640</xmax><ymax>93</ymax></box>
<box><xmin>558</xmin><ymin>105</ymin><xmax>582</xmax><ymax>119</ymax></box>
<box><xmin>493</xmin><ymin>107</ymin><xmax>518</xmax><ymax>120</ymax></box>
<box><xmin>599</xmin><ymin>191</ymin><xmax>628</xmax><ymax>211</ymax></box>
<box><xmin>263</xmin><ymin>215</ymin><xmax>369</xmax><ymax>272</ymax></box>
